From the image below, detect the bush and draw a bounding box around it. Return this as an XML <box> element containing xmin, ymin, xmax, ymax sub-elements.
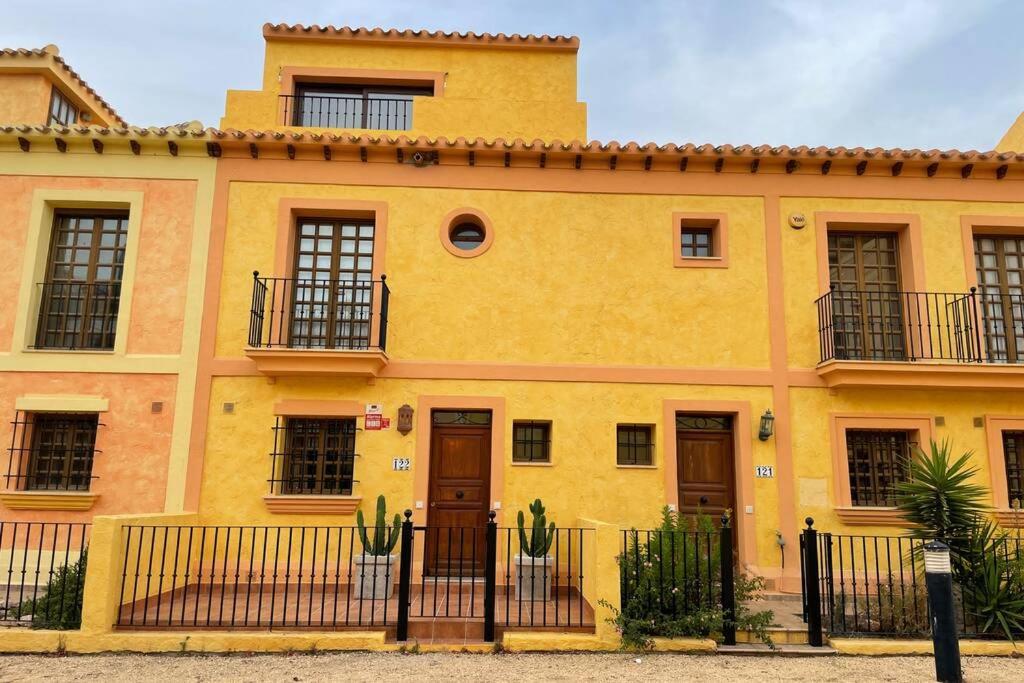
<box><xmin>9</xmin><ymin>550</ymin><xmax>87</xmax><ymax>630</ymax></box>
<box><xmin>601</xmin><ymin>507</ymin><xmax>774</xmax><ymax>649</ymax></box>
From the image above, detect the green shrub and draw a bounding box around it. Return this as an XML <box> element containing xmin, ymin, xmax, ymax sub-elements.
<box><xmin>10</xmin><ymin>550</ymin><xmax>87</xmax><ymax>630</ymax></box>
<box><xmin>601</xmin><ymin>507</ymin><xmax>774</xmax><ymax>649</ymax></box>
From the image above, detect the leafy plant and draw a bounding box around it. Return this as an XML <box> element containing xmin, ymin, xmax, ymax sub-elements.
<box><xmin>356</xmin><ymin>495</ymin><xmax>401</xmax><ymax>556</ymax></box>
<box><xmin>517</xmin><ymin>498</ymin><xmax>555</xmax><ymax>558</ymax></box>
<box><xmin>602</xmin><ymin>507</ymin><xmax>774</xmax><ymax>649</ymax></box>
<box><xmin>10</xmin><ymin>550</ymin><xmax>87</xmax><ymax>630</ymax></box>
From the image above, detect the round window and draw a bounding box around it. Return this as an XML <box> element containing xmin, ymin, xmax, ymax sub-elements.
<box><xmin>449</xmin><ymin>222</ymin><xmax>486</xmax><ymax>251</ymax></box>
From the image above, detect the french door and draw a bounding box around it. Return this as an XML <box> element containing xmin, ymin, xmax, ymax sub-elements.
<box><xmin>974</xmin><ymin>236</ymin><xmax>1024</xmax><ymax>363</ymax></box>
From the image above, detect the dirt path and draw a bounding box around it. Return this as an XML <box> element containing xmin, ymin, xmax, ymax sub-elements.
<box><xmin>0</xmin><ymin>652</ymin><xmax>1020</xmax><ymax>682</ymax></box>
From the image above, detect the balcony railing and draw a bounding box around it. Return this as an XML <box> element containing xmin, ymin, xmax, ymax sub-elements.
<box><xmin>33</xmin><ymin>281</ymin><xmax>121</xmax><ymax>351</ymax></box>
<box><xmin>248</xmin><ymin>273</ymin><xmax>389</xmax><ymax>352</ymax></box>
<box><xmin>279</xmin><ymin>94</ymin><xmax>414</xmax><ymax>130</ymax></box>
<box><xmin>816</xmin><ymin>287</ymin><xmax>1024</xmax><ymax>364</ymax></box>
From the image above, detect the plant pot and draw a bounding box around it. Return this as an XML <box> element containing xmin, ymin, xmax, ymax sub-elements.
<box><xmin>353</xmin><ymin>553</ymin><xmax>396</xmax><ymax>601</ymax></box>
<box><xmin>514</xmin><ymin>553</ymin><xmax>553</xmax><ymax>602</ymax></box>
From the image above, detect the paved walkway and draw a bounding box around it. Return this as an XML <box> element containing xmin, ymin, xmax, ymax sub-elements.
<box><xmin>0</xmin><ymin>652</ymin><xmax>1019</xmax><ymax>682</ymax></box>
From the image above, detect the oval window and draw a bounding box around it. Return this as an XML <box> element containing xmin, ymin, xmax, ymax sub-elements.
<box><xmin>449</xmin><ymin>222</ymin><xmax>486</xmax><ymax>251</ymax></box>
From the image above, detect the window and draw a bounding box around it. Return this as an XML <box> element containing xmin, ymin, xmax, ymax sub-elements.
<box><xmin>290</xmin><ymin>218</ymin><xmax>376</xmax><ymax>350</ymax></box>
<box><xmin>6</xmin><ymin>412</ymin><xmax>99</xmax><ymax>491</ymax></box>
<box><xmin>1003</xmin><ymin>431</ymin><xmax>1024</xmax><ymax>507</ymax></box>
<box><xmin>617</xmin><ymin>424</ymin><xmax>654</xmax><ymax>466</ymax></box>
<box><xmin>289</xmin><ymin>83</ymin><xmax>432</xmax><ymax>130</ymax></box>
<box><xmin>680</xmin><ymin>228</ymin><xmax>713</xmax><ymax>258</ymax></box>
<box><xmin>974</xmin><ymin>236</ymin><xmax>1024</xmax><ymax>363</ymax></box>
<box><xmin>513</xmin><ymin>421</ymin><xmax>551</xmax><ymax>463</ymax></box>
<box><xmin>846</xmin><ymin>429</ymin><xmax>912</xmax><ymax>507</ymax></box>
<box><xmin>48</xmin><ymin>88</ymin><xmax>78</xmax><ymax>126</ymax></box>
<box><xmin>272</xmin><ymin>417</ymin><xmax>357</xmax><ymax>495</ymax></box>
<box><xmin>35</xmin><ymin>212</ymin><xmax>128</xmax><ymax>350</ymax></box>
<box><xmin>449</xmin><ymin>223</ymin><xmax>485</xmax><ymax>251</ymax></box>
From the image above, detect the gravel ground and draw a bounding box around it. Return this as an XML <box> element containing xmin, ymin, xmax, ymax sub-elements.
<box><xmin>0</xmin><ymin>652</ymin><xmax>1020</xmax><ymax>682</ymax></box>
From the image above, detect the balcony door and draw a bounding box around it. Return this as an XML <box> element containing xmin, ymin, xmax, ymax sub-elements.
<box><xmin>974</xmin><ymin>236</ymin><xmax>1024</xmax><ymax>363</ymax></box>
<box><xmin>290</xmin><ymin>218</ymin><xmax>375</xmax><ymax>349</ymax></box>
<box><xmin>827</xmin><ymin>232</ymin><xmax>905</xmax><ymax>360</ymax></box>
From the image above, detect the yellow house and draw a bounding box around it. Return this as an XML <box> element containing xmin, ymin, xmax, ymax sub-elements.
<box><xmin>3</xmin><ymin>23</ymin><xmax>1024</xmax><ymax>653</ymax></box>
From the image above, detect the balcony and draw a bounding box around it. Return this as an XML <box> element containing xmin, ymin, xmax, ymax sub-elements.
<box><xmin>815</xmin><ymin>287</ymin><xmax>1024</xmax><ymax>389</ymax></box>
<box><xmin>245</xmin><ymin>273</ymin><xmax>389</xmax><ymax>377</ymax></box>
<box><xmin>279</xmin><ymin>94</ymin><xmax>415</xmax><ymax>130</ymax></box>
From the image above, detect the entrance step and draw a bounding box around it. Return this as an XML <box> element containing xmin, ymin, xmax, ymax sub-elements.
<box><xmin>719</xmin><ymin>643</ymin><xmax>837</xmax><ymax>656</ymax></box>
<box><xmin>736</xmin><ymin>627</ymin><xmax>810</xmax><ymax>645</ymax></box>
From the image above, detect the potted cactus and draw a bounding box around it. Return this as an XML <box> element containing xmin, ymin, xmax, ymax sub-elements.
<box><xmin>354</xmin><ymin>495</ymin><xmax>401</xmax><ymax>600</ymax></box>
<box><xmin>515</xmin><ymin>498</ymin><xmax>556</xmax><ymax>601</ymax></box>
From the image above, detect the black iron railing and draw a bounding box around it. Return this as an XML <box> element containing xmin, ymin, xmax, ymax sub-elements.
<box><xmin>249</xmin><ymin>273</ymin><xmax>389</xmax><ymax>351</ymax></box>
<box><xmin>6</xmin><ymin>412</ymin><xmax>101</xmax><ymax>492</ymax></box>
<box><xmin>279</xmin><ymin>94</ymin><xmax>414</xmax><ymax>130</ymax></box>
<box><xmin>619</xmin><ymin>516</ymin><xmax>738</xmax><ymax>646</ymax></box>
<box><xmin>115</xmin><ymin>515</ymin><xmax>594</xmax><ymax>639</ymax></box>
<box><xmin>817</xmin><ymin>287</ymin><xmax>1024</xmax><ymax>364</ymax></box>
<box><xmin>0</xmin><ymin>522</ymin><xmax>90</xmax><ymax>628</ymax></box>
<box><xmin>801</xmin><ymin>522</ymin><xmax>1024</xmax><ymax>639</ymax></box>
<box><xmin>33</xmin><ymin>281</ymin><xmax>121</xmax><ymax>350</ymax></box>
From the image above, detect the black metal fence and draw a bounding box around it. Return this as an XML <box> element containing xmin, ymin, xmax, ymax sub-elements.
<box><xmin>801</xmin><ymin>522</ymin><xmax>1024</xmax><ymax>639</ymax></box>
<box><xmin>116</xmin><ymin>514</ymin><xmax>594</xmax><ymax>640</ymax></box>
<box><xmin>0</xmin><ymin>521</ymin><xmax>90</xmax><ymax>627</ymax></box>
<box><xmin>279</xmin><ymin>94</ymin><xmax>415</xmax><ymax>130</ymax></box>
<box><xmin>248</xmin><ymin>273</ymin><xmax>389</xmax><ymax>352</ymax></box>
<box><xmin>619</xmin><ymin>516</ymin><xmax>737</xmax><ymax>645</ymax></box>
<box><xmin>33</xmin><ymin>281</ymin><xmax>121</xmax><ymax>350</ymax></box>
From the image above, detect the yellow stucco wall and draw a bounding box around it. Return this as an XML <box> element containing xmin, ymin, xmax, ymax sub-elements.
<box><xmin>0</xmin><ymin>73</ymin><xmax>51</xmax><ymax>124</ymax></box>
<box><xmin>221</xmin><ymin>40</ymin><xmax>586</xmax><ymax>140</ymax></box>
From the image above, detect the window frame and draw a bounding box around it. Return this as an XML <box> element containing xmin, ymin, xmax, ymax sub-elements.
<box><xmin>272</xmin><ymin>416</ymin><xmax>358</xmax><ymax>496</ymax></box>
<box><xmin>844</xmin><ymin>429</ymin><xmax>913</xmax><ymax>508</ymax></box>
<box><xmin>672</xmin><ymin>213</ymin><xmax>728</xmax><ymax>268</ymax></box>
<box><xmin>6</xmin><ymin>411</ymin><xmax>100</xmax><ymax>492</ymax></box>
<box><xmin>512</xmin><ymin>420</ymin><xmax>552</xmax><ymax>465</ymax></box>
<box><xmin>47</xmin><ymin>87</ymin><xmax>79</xmax><ymax>127</ymax></box>
<box><xmin>616</xmin><ymin>423</ymin><xmax>655</xmax><ymax>467</ymax></box>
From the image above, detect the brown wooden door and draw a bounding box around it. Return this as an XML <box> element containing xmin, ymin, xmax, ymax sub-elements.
<box><xmin>676</xmin><ymin>429</ymin><xmax>735</xmax><ymax>523</ymax></box>
<box><xmin>425</xmin><ymin>424</ymin><xmax>491</xmax><ymax>575</ymax></box>
<box><xmin>827</xmin><ymin>232</ymin><xmax>905</xmax><ymax>360</ymax></box>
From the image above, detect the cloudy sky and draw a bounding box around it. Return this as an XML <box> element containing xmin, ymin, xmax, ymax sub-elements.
<box><xmin>4</xmin><ymin>0</ymin><xmax>1022</xmax><ymax>150</ymax></box>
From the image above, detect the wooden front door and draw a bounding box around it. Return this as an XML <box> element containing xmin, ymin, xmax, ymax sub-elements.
<box><xmin>827</xmin><ymin>231</ymin><xmax>905</xmax><ymax>360</ymax></box>
<box><xmin>425</xmin><ymin>411</ymin><xmax>492</xmax><ymax>576</ymax></box>
<box><xmin>676</xmin><ymin>415</ymin><xmax>736</xmax><ymax>525</ymax></box>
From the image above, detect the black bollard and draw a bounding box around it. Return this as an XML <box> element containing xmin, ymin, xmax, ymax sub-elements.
<box><xmin>924</xmin><ymin>541</ymin><xmax>962</xmax><ymax>683</ymax></box>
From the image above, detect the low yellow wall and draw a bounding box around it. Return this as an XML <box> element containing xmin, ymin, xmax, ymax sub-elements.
<box><xmin>830</xmin><ymin>637</ymin><xmax>1022</xmax><ymax>657</ymax></box>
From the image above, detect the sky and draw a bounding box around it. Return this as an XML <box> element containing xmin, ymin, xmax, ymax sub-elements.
<box><xmin>3</xmin><ymin>0</ymin><xmax>1023</xmax><ymax>150</ymax></box>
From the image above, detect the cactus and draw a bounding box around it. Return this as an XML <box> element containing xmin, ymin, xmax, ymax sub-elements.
<box><xmin>517</xmin><ymin>498</ymin><xmax>556</xmax><ymax>558</ymax></box>
<box><xmin>356</xmin><ymin>495</ymin><xmax>401</xmax><ymax>556</ymax></box>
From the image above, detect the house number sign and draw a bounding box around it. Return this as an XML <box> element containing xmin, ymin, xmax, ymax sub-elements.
<box><xmin>392</xmin><ymin>458</ymin><xmax>411</xmax><ymax>471</ymax></box>
<box><xmin>755</xmin><ymin>465</ymin><xmax>774</xmax><ymax>478</ymax></box>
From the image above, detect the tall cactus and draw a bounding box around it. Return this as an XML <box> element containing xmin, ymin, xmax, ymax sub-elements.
<box><xmin>517</xmin><ymin>498</ymin><xmax>556</xmax><ymax>558</ymax></box>
<box><xmin>356</xmin><ymin>494</ymin><xmax>401</xmax><ymax>556</ymax></box>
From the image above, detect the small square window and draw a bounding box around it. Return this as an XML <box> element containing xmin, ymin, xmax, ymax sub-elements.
<box><xmin>513</xmin><ymin>420</ymin><xmax>551</xmax><ymax>463</ymax></box>
<box><xmin>673</xmin><ymin>214</ymin><xmax>728</xmax><ymax>268</ymax></box>
<box><xmin>681</xmin><ymin>228</ymin><xmax>714</xmax><ymax>258</ymax></box>
<box><xmin>845</xmin><ymin>429</ymin><xmax>913</xmax><ymax>507</ymax></box>
<box><xmin>617</xmin><ymin>424</ymin><xmax>654</xmax><ymax>466</ymax></box>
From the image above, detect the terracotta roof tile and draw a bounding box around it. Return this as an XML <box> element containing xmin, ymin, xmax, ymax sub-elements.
<box><xmin>262</xmin><ymin>23</ymin><xmax>579</xmax><ymax>50</ymax></box>
<box><xmin>0</xmin><ymin>47</ymin><xmax>126</xmax><ymax>126</ymax></box>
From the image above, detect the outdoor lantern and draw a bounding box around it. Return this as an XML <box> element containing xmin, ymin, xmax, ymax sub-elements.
<box><xmin>758</xmin><ymin>409</ymin><xmax>775</xmax><ymax>441</ymax></box>
<box><xmin>397</xmin><ymin>404</ymin><xmax>414</xmax><ymax>435</ymax></box>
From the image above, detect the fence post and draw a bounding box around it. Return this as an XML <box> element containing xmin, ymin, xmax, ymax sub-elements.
<box><xmin>802</xmin><ymin>517</ymin><xmax>824</xmax><ymax>647</ymax></box>
<box><xmin>719</xmin><ymin>513</ymin><xmax>736</xmax><ymax>646</ymax></box>
<box><xmin>483</xmin><ymin>510</ymin><xmax>497</xmax><ymax>642</ymax></box>
<box><xmin>396</xmin><ymin>510</ymin><xmax>414</xmax><ymax>641</ymax></box>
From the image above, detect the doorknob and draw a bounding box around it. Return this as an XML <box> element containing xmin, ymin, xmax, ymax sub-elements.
<box><xmin>455</xmin><ymin>490</ymin><xmax>465</xmax><ymax>499</ymax></box>
<box><xmin>429</xmin><ymin>501</ymin><xmax>436</xmax><ymax>507</ymax></box>
<box><xmin>700</xmin><ymin>496</ymin><xmax>709</xmax><ymax>505</ymax></box>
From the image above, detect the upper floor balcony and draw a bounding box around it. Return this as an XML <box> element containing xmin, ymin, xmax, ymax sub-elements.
<box><xmin>245</xmin><ymin>273</ymin><xmax>389</xmax><ymax>377</ymax></box>
<box><xmin>279</xmin><ymin>84</ymin><xmax>428</xmax><ymax>131</ymax></box>
<box><xmin>815</xmin><ymin>286</ymin><xmax>1024</xmax><ymax>388</ymax></box>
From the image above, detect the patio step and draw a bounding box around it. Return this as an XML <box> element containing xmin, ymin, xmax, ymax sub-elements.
<box><xmin>736</xmin><ymin>627</ymin><xmax>810</xmax><ymax>645</ymax></box>
<box><xmin>719</xmin><ymin>643</ymin><xmax>837</xmax><ymax>656</ymax></box>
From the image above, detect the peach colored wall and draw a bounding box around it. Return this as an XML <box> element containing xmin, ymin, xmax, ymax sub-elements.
<box><xmin>0</xmin><ymin>175</ymin><xmax>197</xmax><ymax>355</ymax></box>
<box><xmin>0</xmin><ymin>373</ymin><xmax>177</xmax><ymax>522</ymax></box>
<box><xmin>0</xmin><ymin>74</ymin><xmax>51</xmax><ymax>125</ymax></box>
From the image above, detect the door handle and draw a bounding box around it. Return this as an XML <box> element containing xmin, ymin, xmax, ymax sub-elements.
<box><xmin>455</xmin><ymin>490</ymin><xmax>464</xmax><ymax>499</ymax></box>
<box><xmin>700</xmin><ymin>496</ymin><xmax>709</xmax><ymax>505</ymax></box>
<box><xmin>430</xmin><ymin>501</ymin><xmax>436</xmax><ymax>507</ymax></box>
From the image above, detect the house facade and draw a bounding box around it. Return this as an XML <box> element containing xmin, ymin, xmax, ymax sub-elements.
<box><xmin>1</xmin><ymin>24</ymin><xmax>1023</xmax><ymax>650</ymax></box>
